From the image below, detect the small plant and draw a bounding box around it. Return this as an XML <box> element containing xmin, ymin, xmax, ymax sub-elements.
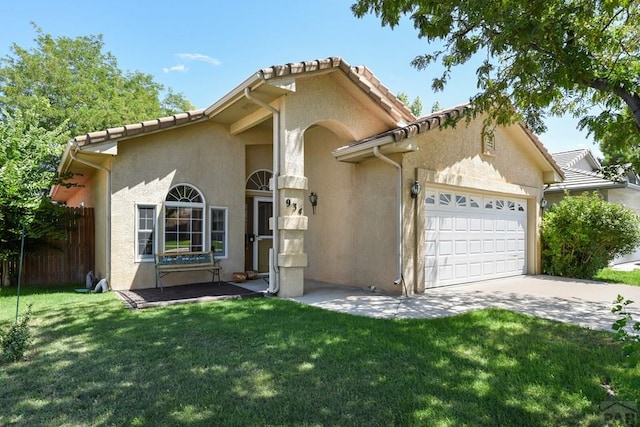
<box><xmin>1</xmin><ymin>303</ymin><xmax>33</xmax><ymax>363</ymax></box>
<box><xmin>611</xmin><ymin>295</ymin><xmax>640</xmax><ymax>367</ymax></box>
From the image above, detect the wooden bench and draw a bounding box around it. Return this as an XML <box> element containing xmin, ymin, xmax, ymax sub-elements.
<box><xmin>155</xmin><ymin>251</ymin><xmax>221</xmax><ymax>291</ymax></box>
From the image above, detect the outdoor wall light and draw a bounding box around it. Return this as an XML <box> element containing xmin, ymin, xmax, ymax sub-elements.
<box><xmin>540</xmin><ymin>197</ymin><xmax>548</xmax><ymax>210</ymax></box>
<box><xmin>309</xmin><ymin>192</ymin><xmax>318</xmax><ymax>214</ymax></box>
<box><xmin>410</xmin><ymin>181</ymin><xmax>422</xmax><ymax>199</ymax></box>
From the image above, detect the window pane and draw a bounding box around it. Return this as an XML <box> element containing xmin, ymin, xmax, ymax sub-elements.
<box><xmin>257</xmin><ymin>201</ymin><xmax>272</xmax><ymax>236</ymax></box>
<box><xmin>165</xmin><ymin>206</ymin><xmax>203</xmax><ymax>252</ymax></box>
<box><xmin>210</xmin><ymin>208</ymin><xmax>227</xmax><ymax>257</ymax></box>
<box><xmin>136</xmin><ymin>206</ymin><xmax>155</xmax><ymax>259</ymax></box>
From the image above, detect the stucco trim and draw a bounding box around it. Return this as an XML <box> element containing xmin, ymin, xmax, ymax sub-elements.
<box><xmin>420</xmin><ymin>168</ymin><xmax>541</xmax><ymax>197</ymax></box>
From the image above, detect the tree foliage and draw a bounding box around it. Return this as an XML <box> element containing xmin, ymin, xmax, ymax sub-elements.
<box><xmin>0</xmin><ymin>25</ymin><xmax>194</xmax><ymax>139</ymax></box>
<box><xmin>541</xmin><ymin>192</ymin><xmax>640</xmax><ymax>279</ymax></box>
<box><xmin>0</xmin><ymin>105</ymin><xmax>73</xmax><ymax>262</ymax></box>
<box><xmin>352</xmin><ymin>1</ymin><xmax>640</xmax><ymax>166</ymax></box>
<box><xmin>397</xmin><ymin>91</ymin><xmax>423</xmax><ymax>116</ymax></box>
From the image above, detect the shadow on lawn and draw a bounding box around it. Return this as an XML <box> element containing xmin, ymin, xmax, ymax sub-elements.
<box><xmin>1</xmin><ymin>290</ymin><xmax>634</xmax><ymax>426</ymax></box>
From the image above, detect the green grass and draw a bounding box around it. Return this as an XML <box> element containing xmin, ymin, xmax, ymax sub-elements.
<box><xmin>593</xmin><ymin>268</ymin><xmax>640</xmax><ymax>286</ymax></box>
<box><xmin>1</xmin><ymin>285</ymin><xmax>638</xmax><ymax>426</ymax></box>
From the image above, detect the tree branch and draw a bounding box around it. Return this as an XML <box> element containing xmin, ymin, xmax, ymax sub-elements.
<box><xmin>590</xmin><ymin>78</ymin><xmax>640</xmax><ymax>130</ymax></box>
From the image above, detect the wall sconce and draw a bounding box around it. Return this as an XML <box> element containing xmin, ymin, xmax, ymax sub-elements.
<box><xmin>410</xmin><ymin>181</ymin><xmax>422</xmax><ymax>199</ymax></box>
<box><xmin>309</xmin><ymin>192</ymin><xmax>318</xmax><ymax>214</ymax></box>
<box><xmin>540</xmin><ymin>197</ymin><xmax>548</xmax><ymax>211</ymax></box>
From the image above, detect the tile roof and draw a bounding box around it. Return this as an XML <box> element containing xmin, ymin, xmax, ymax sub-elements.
<box><xmin>69</xmin><ymin>57</ymin><xmax>414</xmax><ymax>148</ymax></box>
<box><xmin>351</xmin><ymin>103</ymin><xmax>471</xmax><ymax>146</ymax></box>
<box><xmin>337</xmin><ymin>103</ymin><xmax>563</xmax><ymax>179</ymax></box>
<box><xmin>72</xmin><ymin>109</ymin><xmax>207</xmax><ymax>147</ymax></box>
<box><xmin>546</xmin><ymin>150</ymin><xmax>623</xmax><ymax>192</ymax></box>
<box><xmin>257</xmin><ymin>57</ymin><xmax>415</xmax><ymax>124</ymax></box>
<box><xmin>550</xmin><ymin>149</ymin><xmax>599</xmax><ymax>168</ymax></box>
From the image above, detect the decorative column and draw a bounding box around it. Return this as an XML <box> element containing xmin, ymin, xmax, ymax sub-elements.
<box><xmin>275</xmin><ymin>114</ymin><xmax>308</xmax><ymax>297</ymax></box>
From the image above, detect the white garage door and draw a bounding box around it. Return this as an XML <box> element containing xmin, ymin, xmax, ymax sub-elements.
<box><xmin>425</xmin><ymin>189</ymin><xmax>527</xmax><ymax>288</ymax></box>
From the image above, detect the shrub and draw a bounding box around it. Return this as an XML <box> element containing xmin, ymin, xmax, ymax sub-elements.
<box><xmin>611</xmin><ymin>295</ymin><xmax>640</xmax><ymax>368</ymax></box>
<box><xmin>541</xmin><ymin>192</ymin><xmax>640</xmax><ymax>279</ymax></box>
<box><xmin>1</xmin><ymin>303</ymin><xmax>33</xmax><ymax>363</ymax></box>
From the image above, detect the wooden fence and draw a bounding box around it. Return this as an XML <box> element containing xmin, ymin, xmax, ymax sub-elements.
<box><xmin>18</xmin><ymin>207</ymin><xmax>95</xmax><ymax>285</ymax></box>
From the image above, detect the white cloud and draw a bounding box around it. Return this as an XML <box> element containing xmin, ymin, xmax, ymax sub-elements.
<box><xmin>162</xmin><ymin>64</ymin><xmax>188</xmax><ymax>73</ymax></box>
<box><xmin>176</xmin><ymin>53</ymin><xmax>221</xmax><ymax>66</ymax></box>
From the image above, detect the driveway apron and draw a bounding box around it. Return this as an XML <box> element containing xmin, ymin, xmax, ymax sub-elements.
<box><xmin>290</xmin><ymin>276</ymin><xmax>640</xmax><ymax>331</ymax></box>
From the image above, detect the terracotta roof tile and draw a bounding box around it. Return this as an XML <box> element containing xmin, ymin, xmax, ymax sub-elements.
<box><xmin>338</xmin><ymin>103</ymin><xmax>564</xmax><ymax>179</ymax></box>
<box><xmin>350</xmin><ymin>104</ymin><xmax>471</xmax><ymax>146</ymax></box>
<box><xmin>258</xmin><ymin>57</ymin><xmax>415</xmax><ymax>123</ymax></box>
<box><xmin>73</xmin><ymin>109</ymin><xmax>206</xmax><ymax>146</ymax></box>
<box><xmin>70</xmin><ymin>57</ymin><xmax>418</xmax><ymax>149</ymax></box>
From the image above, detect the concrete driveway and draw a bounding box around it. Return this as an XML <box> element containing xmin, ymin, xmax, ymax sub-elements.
<box><xmin>290</xmin><ymin>275</ymin><xmax>640</xmax><ymax>332</ymax></box>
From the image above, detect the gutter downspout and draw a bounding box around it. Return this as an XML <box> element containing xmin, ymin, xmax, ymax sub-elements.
<box><xmin>244</xmin><ymin>87</ymin><xmax>281</xmax><ymax>295</ymax></box>
<box><xmin>372</xmin><ymin>146</ymin><xmax>406</xmax><ymax>296</ymax></box>
<box><xmin>69</xmin><ymin>142</ymin><xmax>111</xmax><ymax>287</ymax></box>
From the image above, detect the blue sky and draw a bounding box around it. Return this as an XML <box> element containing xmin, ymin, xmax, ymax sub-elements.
<box><xmin>0</xmin><ymin>0</ymin><xmax>601</xmax><ymax>156</ymax></box>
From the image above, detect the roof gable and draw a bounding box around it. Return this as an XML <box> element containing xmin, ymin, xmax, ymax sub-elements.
<box><xmin>547</xmin><ymin>148</ymin><xmax>629</xmax><ymax>192</ymax></box>
<box><xmin>66</xmin><ymin>57</ymin><xmax>415</xmax><ymax>151</ymax></box>
<box><xmin>552</xmin><ymin>149</ymin><xmax>601</xmax><ymax>170</ymax></box>
<box><xmin>333</xmin><ymin>104</ymin><xmax>564</xmax><ymax>182</ymax></box>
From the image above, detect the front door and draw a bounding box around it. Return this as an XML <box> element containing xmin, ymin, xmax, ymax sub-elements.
<box><xmin>253</xmin><ymin>197</ymin><xmax>273</xmax><ymax>273</ymax></box>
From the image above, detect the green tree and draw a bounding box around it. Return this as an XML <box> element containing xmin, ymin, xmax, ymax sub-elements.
<box><xmin>397</xmin><ymin>92</ymin><xmax>423</xmax><ymax>116</ymax></box>
<box><xmin>541</xmin><ymin>192</ymin><xmax>640</xmax><ymax>279</ymax></box>
<box><xmin>0</xmin><ymin>105</ymin><xmax>73</xmax><ymax>265</ymax></box>
<box><xmin>0</xmin><ymin>25</ymin><xmax>194</xmax><ymax>139</ymax></box>
<box><xmin>352</xmin><ymin>1</ymin><xmax>640</xmax><ymax>165</ymax></box>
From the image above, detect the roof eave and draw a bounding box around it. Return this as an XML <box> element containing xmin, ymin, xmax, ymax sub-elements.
<box><xmin>333</xmin><ymin>135</ymin><xmax>418</xmax><ymax>163</ymax></box>
<box><xmin>545</xmin><ymin>182</ymin><xmax>627</xmax><ymax>193</ymax></box>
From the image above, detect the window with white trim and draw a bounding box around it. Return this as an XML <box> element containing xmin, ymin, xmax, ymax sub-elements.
<box><xmin>164</xmin><ymin>184</ymin><xmax>205</xmax><ymax>253</ymax></box>
<box><xmin>136</xmin><ymin>205</ymin><xmax>156</xmax><ymax>261</ymax></box>
<box><xmin>210</xmin><ymin>206</ymin><xmax>228</xmax><ymax>258</ymax></box>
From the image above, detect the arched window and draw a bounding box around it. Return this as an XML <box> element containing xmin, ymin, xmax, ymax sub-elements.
<box><xmin>246</xmin><ymin>169</ymin><xmax>273</xmax><ymax>192</ymax></box>
<box><xmin>164</xmin><ymin>184</ymin><xmax>205</xmax><ymax>253</ymax></box>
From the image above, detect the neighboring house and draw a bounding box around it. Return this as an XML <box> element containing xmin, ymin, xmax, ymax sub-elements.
<box><xmin>545</xmin><ymin>148</ymin><xmax>640</xmax><ymax>263</ymax></box>
<box><xmin>50</xmin><ymin>57</ymin><xmax>563</xmax><ymax>297</ymax></box>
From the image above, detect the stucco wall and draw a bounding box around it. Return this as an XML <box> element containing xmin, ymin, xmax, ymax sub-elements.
<box><xmin>109</xmin><ymin>121</ymin><xmax>246</xmax><ymax>290</ymax></box>
<box><xmin>304</xmin><ymin>125</ymin><xmax>397</xmax><ymax>288</ymax></box>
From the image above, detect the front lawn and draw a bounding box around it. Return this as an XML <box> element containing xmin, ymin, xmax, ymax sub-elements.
<box><xmin>1</xmin><ymin>285</ymin><xmax>638</xmax><ymax>426</ymax></box>
<box><xmin>594</xmin><ymin>268</ymin><xmax>640</xmax><ymax>286</ymax></box>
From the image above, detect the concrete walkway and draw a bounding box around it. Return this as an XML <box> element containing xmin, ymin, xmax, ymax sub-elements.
<box><xmin>287</xmin><ymin>275</ymin><xmax>640</xmax><ymax>332</ymax></box>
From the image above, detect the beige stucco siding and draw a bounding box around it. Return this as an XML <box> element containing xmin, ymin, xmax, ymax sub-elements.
<box><xmin>304</xmin><ymin>125</ymin><xmax>397</xmax><ymax>288</ymax></box>
<box><xmin>270</xmin><ymin>72</ymin><xmax>401</xmax><ymax>294</ymax></box>
<box><xmin>109</xmin><ymin>121</ymin><xmax>246</xmax><ymax>290</ymax></box>
<box><xmin>286</xmin><ymin>74</ymin><xmax>393</xmax><ymax>142</ymax></box>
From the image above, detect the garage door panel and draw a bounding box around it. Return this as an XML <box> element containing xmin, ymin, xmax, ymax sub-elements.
<box><xmin>440</xmin><ymin>217</ymin><xmax>453</xmax><ymax>230</ymax></box>
<box><xmin>425</xmin><ymin>189</ymin><xmax>527</xmax><ymax>288</ymax></box>
<box><xmin>454</xmin><ymin>264</ymin><xmax>468</xmax><ymax>278</ymax></box>
<box><xmin>454</xmin><ymin>240</ymin><xmax>467</xmax><ymax>255</ymax></box>
<box><xmin>483</xmin><ymin>261</ymin><xmax>495</xmax><ymax>274</ymax></box>
<box><xmin>439</xmin><ymin>241</ymin><xmax>452</xmax><ymax>255</ymax></box>
<box><xmin>469</xmin><ymin>262</ymin><xmax>482</xmax><ymax>277</ymax></box>
<box><xmin>469</xmin><ymin>240</ymin><xmax>482</xmax><ymax>254</ymax></box>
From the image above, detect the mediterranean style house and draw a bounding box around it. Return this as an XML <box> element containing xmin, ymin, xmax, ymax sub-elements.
<box><xmin>51</xmin><ymin>57</ymin><xmax>563</xmax><ymax>297</ymax></box>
